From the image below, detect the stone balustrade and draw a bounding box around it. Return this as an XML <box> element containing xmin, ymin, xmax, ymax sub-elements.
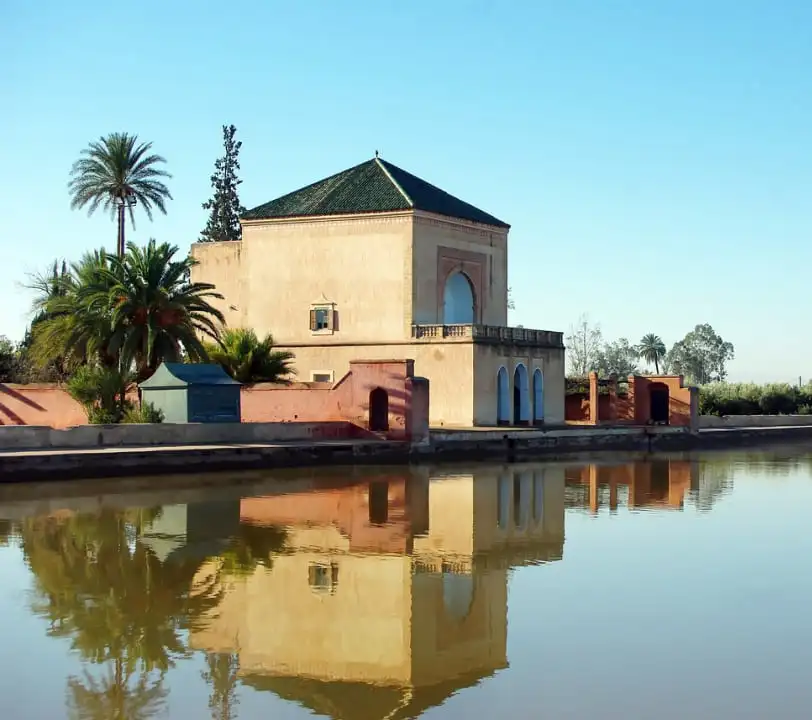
<box><xmin>411</xmin><ymin>324</ymin><xmax>564</xmax><ymax>347</ymax></box>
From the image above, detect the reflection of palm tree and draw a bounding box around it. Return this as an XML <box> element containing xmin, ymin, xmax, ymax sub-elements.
<box><xmin>201</xmin><ymin>653</ymin><xmax>240</xmax><ymax>720</ymax></box>
<box><xmin>19</xmin><ymin>508</ymin><xmax>224</xmax><ymax>715</ymax></box>
<box><xmin>219</xmin><ymin>523</ymin><xmax>287</xmax><ymax>578</ymax></box>
<box><xmin>67</xmin><ymin>667</ymin><xmax>167</xmax><ymax>720</ymax></box>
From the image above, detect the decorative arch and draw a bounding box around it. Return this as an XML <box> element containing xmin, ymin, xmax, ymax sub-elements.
<box><xmin>442</xmin><ymin>271</ymin><xmax>476</xmax><ymax>324</ymax></box>
<box><xmin>497</xmin><ymin>366</ymin><xmax>510</xmax><ymax>425</ymax></box>
<box><xmin>513</xmin><ymin>363</ymin><xmax>530</xmax><ymax>425</ymax></box>
<box><xmin>532</xmin><ymin>368</ymin><xmax>544</xmax><ymax>424</ymax></box>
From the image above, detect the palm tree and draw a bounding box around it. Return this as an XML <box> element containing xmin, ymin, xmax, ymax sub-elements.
<box><xmin>637</xmin><ymin>333</ymin><xmax>667</xmax><ymax>374</ymax></box>
<box><xmin>26</xmin><ymin>250</ymin><xmax>118</xmax><ymax>371</ymax></box>
<box><xmin>69</xmin><ymin>133</ymin><xmax>172</xmax><ymax>257</ymax></box>
<box><xmin>205</xmin><ymin>328</ymin><xmax>295</xmax><ymax>384</ymax></box>
<box><xmin>97</xmin><ymin>240</ymin><xmax>224</xmax><ymax>379</ymax></box>
<box><xmin>27</xmin><ymin>241</ymin><xmax>225</xmax><ymax>381</ymax></box>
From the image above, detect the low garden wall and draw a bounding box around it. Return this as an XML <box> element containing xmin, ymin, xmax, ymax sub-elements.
<box><xmin>0</xmin><ymin>420</ymin><xmax>359</xmax><ymax>451</ymax></box>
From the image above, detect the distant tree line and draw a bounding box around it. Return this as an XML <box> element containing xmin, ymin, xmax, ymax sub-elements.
<box><xmin>565</xmin><ymin>315</ymin><xmax>735</xmax><ymax>384</ymax></box>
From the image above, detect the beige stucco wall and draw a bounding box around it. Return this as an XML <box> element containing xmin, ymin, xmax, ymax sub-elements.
<box><xmin>192</xmin><ymin>213</ymin><xmax>414</xmax><ymax>344</ymax></box>
<box><xmin>473</xmin><ymin>344</ymin><xmax>566</xmax><ymax>426</ymax></box>
<box><xmin>411</xmin><ymin>213</ymin><xmax>509</xmax><ymax>325</ymax></box>
<box><xmin>191</xmin><ymin>241</ymin><xmax>245</xmax><ymax>330</ymax></box>
<box><xmin>279</xmin><ymin>342</ymin><xmax>475</xmax><ymax>427</ymax></box>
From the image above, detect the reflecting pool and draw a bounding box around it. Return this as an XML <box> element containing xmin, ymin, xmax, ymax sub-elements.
<box><xmin>1</xmin><ymin>449</ymin><xmax>811</xmax><ymax>719</ymax></box>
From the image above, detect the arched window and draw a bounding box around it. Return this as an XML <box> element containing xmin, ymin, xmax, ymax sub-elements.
<box><xmin>443</xmin><ymin>271</ymin><xmax>475</xmax><ymax>324</ymax></box>
<box><xmin>513</xmin><ymin>364</ymin><xmax>530</xmax><ymax>425</ymax></box>
<box><xmin>533</xmin><ymin>369</ymin><xmax>544</xmax><ymax>423</ymax></box>
<box><xmin>497</xmin><ymin>367</ymin><xmax>510</xmax><ymax>424</ymax></box>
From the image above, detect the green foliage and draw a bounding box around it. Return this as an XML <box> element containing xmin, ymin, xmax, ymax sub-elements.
<box><xmin>699</xmin><ymin>382</ymin><xmax>812</xmax><ymax>416</ymax></box>
<box><xmin>26</xmin><ymin>240</ymin><xmax>224</xmax><ymax>380</ymax></box>
<box><xmin>637</xmin><ymin>333</ymin><xmax>667</xmax><ymax>373</ymax></box>
<box><xmin>595</xmin><ymin>337</ymin><xmax>639</xmax><ymax>377</ymax></box>
<box><xmin>0</xmin><ymin>335</ymin><xmax>15</xmax><ymax>381</ymax></box>
<box><xmin>69</xmin><ymin>132</ymin><xmax>172</xmax><ymax>252</ymax></box>
<box><xmin>200</xmin><ymin>125</ymin><xmax>246</xmax><ymax>243</ymax></box>
<box><xmin>66</xmin><ymin>365</ymin><xmax>130</xmax><ymax>424</ymax></box>
<box><xmin>205</xmin><ymin>328</ymin><xmax>295</xmax><ymax>384</ymax></box>
<box><xmin>666</xmin><ymin>324</ymin><xmax>734</xmax><ymax>384</ymax></box>
<box><xmin>122</xmin><ymin>402</ymin><xmax>164</xmax><ymax>424</ymax></box>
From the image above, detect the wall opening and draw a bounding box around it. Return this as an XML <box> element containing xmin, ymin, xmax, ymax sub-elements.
<box><xmin>369</xmin><ymin>387</ymin><xmax>389</xmax><ymax>431</ymax></box>
<box><xmin>533</xmin><ymin>369</ymin><xmax>544</xmax><ymax>424</ymax></box>
<box><xmin>442</xmin><ymin>271</ymin><xmax>476</xmax><ymax>324</ymax></box>
<box><xmin>513</xmin><ymin>364</ymin><xmax>530</xmax><ymax>425</ymax></box>
<box><xmin>649</xmin><ymin>383</ymin><xmax>670</xmax><ymax>424</ymax></box>
<box><xmin>497</xmin><ymin>367</ymin><xmax>510</xmax><ymax>424</ymax></box>
<box><xmin>368</xmin><ymin>481</ymin><xmax>390</xmax><ymax>525</ymax></box>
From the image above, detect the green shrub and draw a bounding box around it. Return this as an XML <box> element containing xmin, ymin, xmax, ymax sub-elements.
<box><xmin>67</xmin><ymin>365</ymin><xmax>130</xmax><ymax>424</ymax></box>
<box><xmin>699</xmin><ymin>382</ymin><xmax>812</xmax><ymax>416</ymax></box>
<box><xmin>122</xmin><ymin>401</ymin><xmax>164</xmax><ymax>424</ymax></box>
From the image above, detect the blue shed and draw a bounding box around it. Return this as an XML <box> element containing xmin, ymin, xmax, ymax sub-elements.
<box><xmin>139</xmin><ymin>363</ymin><xmax>242</xmax><ymax>423</ymax></box>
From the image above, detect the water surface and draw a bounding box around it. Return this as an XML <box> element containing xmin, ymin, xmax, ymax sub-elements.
<box><xmin>1</xmin><ymin>449</ymin><xmax>811</xmax><ymax>719</ymax></box>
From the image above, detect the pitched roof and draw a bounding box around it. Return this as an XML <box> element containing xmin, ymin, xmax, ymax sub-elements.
<box><xmin>138</xmin><ymin>362</ymin><xmax>241</xmax><ymax>389</ymax></box>
<box><xmin>241</xmin><ymin>157</ymin><xmax>509</xmax><ymax>228</ymax></box>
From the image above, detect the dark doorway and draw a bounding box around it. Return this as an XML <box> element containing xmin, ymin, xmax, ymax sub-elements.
<box><xmin>649</xmin><ymin>383</ymin><xmax>670</xmax><ymax>424</ymax></box>
<box><xmin>368</xmin><ymin>481</ymin><xmax>390</xmax><ymax>525</ymax></box>
<box><xmin>369</xmin><ymin>387</ymin><xmax>389</xmax><ymax>431</ymax></box>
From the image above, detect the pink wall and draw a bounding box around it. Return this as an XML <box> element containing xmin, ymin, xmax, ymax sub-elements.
<box><xmin>242</xmin><ymin>359</ymin><xmax>429</xmax><ymax>441</ymax></box>
<box><xmin>0</xmin><ymin>384</ymin><xmax>87</xmax><ymax>428</ymax></box>
<box><xmin>1</xmin><ymin>360</ymin><xmax>431</xmax><ymax>443</ymax></box>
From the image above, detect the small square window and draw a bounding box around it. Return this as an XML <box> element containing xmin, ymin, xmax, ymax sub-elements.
<box><xmin>312</xmin><ymin>372</ymin><xmax>333</xmax><ymax>383</ymax></box>
<box><xmin>314</xmin><ymin>308</ymin><xmax>330</xmax><ymax>330</ymax></box>
<box><xmin>309</xmin><ymin>305</ymin><xmax>336</xmax><ymax>333</ymax></box>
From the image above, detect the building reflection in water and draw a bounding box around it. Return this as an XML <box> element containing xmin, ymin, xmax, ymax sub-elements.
<box><xmin>564</xmin><ymin>459</ymin><xmax>700</xmax><ymax>513</ymax></box>
<box><xmin>188</xmin><ymin>466</ymin><xmax>566</xmax><ymax>720</ymax></box>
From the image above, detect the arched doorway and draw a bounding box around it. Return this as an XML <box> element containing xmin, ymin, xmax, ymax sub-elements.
<box><xmin>649</xmin><ymin>382</ymin><xmax>669</xmax><ymax>424</ymax></box>
<box><xmin>497</xmin><ymin>367</ymin><xmax>510</xmax><ymax>424</ymax></box>
<box><xmin>532</xmin><ymin>369</ymin><xmax>544</xmax><ymax>424</ymax></box>
<box><xmin>443</xmin><ymin>271</ymin><xmax>475</xmax><ymax>324</ymax></box>
<box><xmin>513</xmin><ymin>364</ymin><xmax>530</xmax><ymax>425</ymax></box>
<box><xmin>369</xmin><ymin>387</ymin><xmax>389</xmax><ymax>431</ymax></box>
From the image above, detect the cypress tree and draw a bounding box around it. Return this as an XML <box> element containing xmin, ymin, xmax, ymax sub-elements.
<box><xmin>200</xmin><ymin>125</ymin><xmax>246</xmax><ymax>242</ymax></box>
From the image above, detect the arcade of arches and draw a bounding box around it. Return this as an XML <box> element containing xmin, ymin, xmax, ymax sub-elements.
<box><xmin>497</xmin><ymin>364</ymin><xmax>544</xmax><ymax>426</ymax></box>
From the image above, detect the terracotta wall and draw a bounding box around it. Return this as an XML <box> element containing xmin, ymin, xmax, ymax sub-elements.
<box><xmin>1</xmin><ymin>360</ymin><xmax>431</xmax><ymax>443</ymax></box>
<box><xmin>0</xmin><ymin>384</ymin><xmax>87</xmax><ymax>429</ymax></box>
<box><xmin>243</xmin><ymin>359</ymin><xmax>429</xmax><ymax>441</ymax></box>
<box><xmin>564</xmin><ymin>373</ymin><xmax>697</xmax><ymax>429</ymax></box>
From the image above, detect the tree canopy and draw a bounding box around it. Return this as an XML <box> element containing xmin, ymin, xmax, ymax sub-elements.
<box><xmin>199</xmin><ymin>125</ymin><xmax>246</xmax><ymax>243</ymax></box>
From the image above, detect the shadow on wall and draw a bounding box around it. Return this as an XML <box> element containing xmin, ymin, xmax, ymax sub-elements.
<box><xmin>564</xmin><ymin>373</ymin><xmax>697</xmax><ymax>428</ymax></box>
<box><xmin>0</xmin><ymin>361</ymin><xmax>431</xmax><ymax>443</ymax></box>
<box><xmin>241</xmin><ymin>360</ymin><xmax>430</xmax><ymax>442</ymax></box>
<box><xmin>0</xmin><ymin>383</ymin><xmax>86</xmax><ymax>428</ymax></box>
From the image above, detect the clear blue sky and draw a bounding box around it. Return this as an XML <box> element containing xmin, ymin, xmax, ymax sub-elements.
<box><xmin>3</xmin><ymin>0</ymin><xmax>811</xmax><ymax>382</ymax></box>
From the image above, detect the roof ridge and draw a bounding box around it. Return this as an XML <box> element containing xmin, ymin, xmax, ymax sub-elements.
<box><xmin>374</xmin><ymin>157</ymin><xmax>413</xmax><ymax>207</ymax></box>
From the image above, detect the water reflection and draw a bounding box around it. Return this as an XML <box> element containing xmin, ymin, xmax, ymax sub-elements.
<box><xmin>0</xmin><ymin>453</ymin><xmax>804</xmax><ymax>718</ymax></box>
<box><xmin>189</xmin><ymin>467</ymin><xmax>564</xmax><ymax>720</ymax></box>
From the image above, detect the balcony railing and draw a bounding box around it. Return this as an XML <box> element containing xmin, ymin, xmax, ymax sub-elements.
<box><xmin>411</xmin><ymin>324</ymin><xmax>564</xmax><ymax>347</ymax></box>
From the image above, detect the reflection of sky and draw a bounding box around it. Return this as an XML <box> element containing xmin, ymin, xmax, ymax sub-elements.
<box><xmin>2</xmin><ymin>461</ymin><xmax>812</xmax><ymax>719</ymax></box>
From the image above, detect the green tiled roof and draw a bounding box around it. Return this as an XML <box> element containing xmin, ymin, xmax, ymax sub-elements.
<box><xmin>241</xmin><ymin>157</ymin><xmax>509</xmax><ymax>228</ymax></box>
